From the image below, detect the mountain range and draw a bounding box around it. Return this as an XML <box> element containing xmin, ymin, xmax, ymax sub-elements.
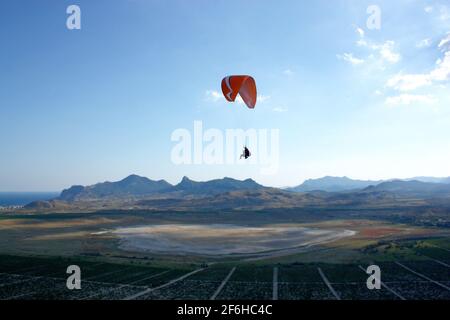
<box><xmin>286</xmin><ymin>176</ymin><xmax>383</xmax><ymax>192</ymax></box>
<box><xmin>59</xmin><ymin>174</ymin><xmax>172</xmax><ymax>201</ymax></box>
<box><xmin>23</xmin><ymin>174</ymin><xmax>450</xmax><ymax>212</ymax></box>
<box><xmin>58</xmin><ymin>174</ymin><xmax>265</xmax><ymax>201</ymax></box>
<box><xmin>287</xmin><ymin>176</ymin><xmax>450</xmax><ymax>192</ymax></box>
<box><xmin>362</xmin><ymin>180</ymin><xmax>450</xmax><ymax>198</ymax></box>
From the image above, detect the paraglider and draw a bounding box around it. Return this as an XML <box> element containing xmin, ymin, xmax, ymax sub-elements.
<box><xmin>221</xmin><ymin>75</ymin><xmax>257</xmax><ymax>159</ymax></box>
<box><xmin>221</xmin><ymin>75</ymin><xmax>257</xmax><ymax>109</ymax></box>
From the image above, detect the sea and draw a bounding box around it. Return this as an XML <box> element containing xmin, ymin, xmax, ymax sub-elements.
<box><xmin>0</xmin><ymin>192</ymin><xmax>59</xmax><ymax>206</ymax></box>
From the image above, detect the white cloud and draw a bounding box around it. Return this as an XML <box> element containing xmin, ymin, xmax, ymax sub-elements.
<box><xmin>386</xmin><ymin>50</ymin><xmax>450</xmax><ymax>91</ymax></box>
<box><xmin>204</xmin><ymin>90</ymin><xmax>222</xmax><ymax>102</ymax></box>
<box><xmin>353</xmin><ymin>35</ymin><xmax>401</xmax><ymax>64</ymax></box>
<box><xmin>416</xmin><ymin>38</ymin><xmax>432</xmax><ymax>48</ymax></box>
<box><xmin>374</xmin><ymin>41</ymin><xmax>401</xmax><ymax>64</ymax></box>
<box><xmin>356</xmin><ymin>27</ymin><xmax>365</xmax><ymax>38</ymax></box>
<box><xmin>386</xmin><ymin>73</ymin><xmax>432</xmax><ymax>91</ymax></box>
<box><xmin>438</xmin><ymin>33</ymin><xmax>450</xmax><ymax>51</ymax></box>
<box><xmin>356</xmin><ymin>39</ymin><xmax>368</xmax><ymax>47</ymax></box>
<box><xmin>258</xmin><ymin>95</ymin><xmax>271</xmax><ymax>103</ymax></box>
<box><xmin>354</xmin><ymin>25</ymin><xmax>367</xmax><ymax>47</ymax></box>
<box><xmin>206</xmin><ymin>89</ymin><xmax>270</xmax><ymax>105</ymax></box>
<box><xmin>439</xmin><ymin>6</ymin><xmax>450</xmax><ymax>21</ymax></box>
<box><xmin>283</xmin><ymin>69</ymin><xmax>294</xmax><ymax>76</ymax></box>
<box><xmin>383</xmin><ymin>33</ymin><xmax>450</xmax><ymax>107</ymax></box>
<box><xmin>426</xmin><ymin>5</ymin><xmax>450</xmax><ymax>21</ymax></box>
<box><xmin>272</xmin><ymin>106</ymin><xmax>288</xmax><ymax>112</ymax></box>
<box><xmin>385</xmin><ymin>94</ymin><xmax>436</xmax><ymax>106</ymax></box>
<box><xmin>337</xmin><ymin>53</ymin><xmax>364</xmax><ymax>65</ymax></box>
<box><xmin>235</xmin><ymin>94</ymin><xmax>270</xmax><ymax>105</ymax></box>
<box><xmin>430</xmin><ymin>51</ymin><xmax>450</xmax><ymax>80</ymax></box>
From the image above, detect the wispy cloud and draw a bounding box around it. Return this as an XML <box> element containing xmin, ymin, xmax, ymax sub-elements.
<box><xmin>385</xmin><ymin>94</ymin><xmax>436</xmax><ymax>106</ymax></box>
<box><xmin>377</xmin><ymin>41</ymin><xmax>401</xmax><ymax>64</ymax></box>
<box><xmin>258</xmin><ymin>95</ymin><xmax>271</xmax><ymax>103</ymax></box>
<box><xmin>205</xmin><ymin>89</ymin><xmax>271</xmax><ymax>106</ymax></box>
<box><xmin>438</xmin><ymin>33</ymin><xmax>450</xmax><ymax>50</ymax></box>
<box><xmin>386</xmin><ymin>43</ymin><xmax>450</xmax><ymax>92</ymax></box>
<box><xmin>363</xmin><ymin>40</ymin><xmax>401</xmax><ymax>64</ymax></box>
<box><xmin>337</xmin><ymin>53</ymin><xmax>364</xmax><ymax>65</ymax></box>
<box><xmin>339</xmin><ymin>26</ymin><xmax>401</xmax><ymax>67</ymax></box>
<box><xmin>272</xmin><ymin>106</ymin><xmax>288</xmax><ymax>112</ymax></box>
<box><xmin>235</xmin><ymin>94</ymin><xmax>271</xmax><ymax>105</ymax></box>
<box><xmin>439</xmin><ymin>6</ymin><xmax>450</xmax><ymax>21</ymax></box>
<box><xmin>426</xmin><ymin>4</ymin><xmax>450</xmax><ymax>21</ymax></box>
<box><xmin>417</xmin><ymin>38</ymin><xmax>432</xmax><ymax>48</ymax></box>
<box><xmin>204</xmin><ymin>90</ymin><xmax>222</xmax><ymax>102</ymax></box>
<box><xmin>374</xmin><ymin>90</ymin><xmax>383</xmax><ymax>96</ymax></box>
<box><xmin>386</xmin><ymin>73</ymin><xmax>432</xmax><ymax>91</ymax></box>
<box><xmin>381</xmin><ymin>31</ymin><xmax>450</xmax><ymax>107</ymax></box>
<box><xmin>355</xmin><ymin>27</ymin><xmax>365</xmax><ymax>38</ymax></box>
<box><xmin>283</xmin><ymin>69</ymin><xmax>294</xmax><ymax>76</ymax></box>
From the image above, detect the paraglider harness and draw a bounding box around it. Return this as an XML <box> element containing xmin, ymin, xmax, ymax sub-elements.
<box><xmin>240</xmin><ymin>146</ymin><xmax>251</xmax><ymax>160</ymax></box>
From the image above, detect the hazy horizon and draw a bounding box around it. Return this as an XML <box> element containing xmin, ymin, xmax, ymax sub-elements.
<box><xmin>2</xmin><ymin>173</ymin><xmax>450</xmax><ymax>193</ymax></box>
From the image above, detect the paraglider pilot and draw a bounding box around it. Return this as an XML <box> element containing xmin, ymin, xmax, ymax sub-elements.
<box><xmin>240</xmin><ymin>146</ymin><xmax>251</xmax><ymax>159</ymax></box>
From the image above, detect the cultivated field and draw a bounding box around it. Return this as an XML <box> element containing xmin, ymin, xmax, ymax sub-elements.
<box><xmin>0</xmin><ymin>241</ymin><xmax>449</xmax><ymax>300</ymax></box>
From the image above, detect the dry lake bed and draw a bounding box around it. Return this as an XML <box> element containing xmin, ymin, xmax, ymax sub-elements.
<box><xmin>111</xmin><ymin>224</ymin><xmax>356</xmax><ymax>256</ymax></box>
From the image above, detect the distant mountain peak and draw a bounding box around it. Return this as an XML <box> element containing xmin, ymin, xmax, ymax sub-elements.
<box><xmin>288</xmin><ymin>176</ymin><xmax>383</xmax><ymax>193</ymax></box>
<box><xmin>288</xmin><ymin>175</ymin><xmax>450</xmax><ymax>193</ymax></box>
<box><xmin>119</xmin><ymin>174</ymin><xmax>150</xmax><ymax>184</ymax></box>
<box><xmin>177</xmin><ymin>176</ymin><xmax>197</xmax><ymax>187</ymax></box>
<box><xmin>58</xmin><ymin>175</ymin><xmax>172</xmax><ymax>201</ymax></box>
<box><xmin>361</xmin><ymin>179</ymin><xmax>450</xmax><ymax>198</ymax></box>
<box><xmin>172</xmin><ymin>176</ymin><xmax>264</xmax><ymax>195</ymax></box>
<box><xmin>122</xmin><ymin>174</ymin><xmax>144</xmax><ymax>180</ymax></box>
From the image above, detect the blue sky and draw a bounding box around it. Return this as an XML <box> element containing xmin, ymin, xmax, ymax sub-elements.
<box><xmin>1</xmin><ymin>0</ymin><xmax>450</xmax><ymax>191</ymax></box>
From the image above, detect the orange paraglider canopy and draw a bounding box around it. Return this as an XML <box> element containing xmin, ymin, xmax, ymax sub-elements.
<box><xmin>221</xmin><ymin>75</ymin><xmax>257</xmax><ymax>109</ymax></box>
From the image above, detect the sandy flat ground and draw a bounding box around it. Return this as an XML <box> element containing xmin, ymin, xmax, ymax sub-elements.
<box><xmin>112</xmin><ymin>224</ymin><xmax>356</xmax><ymax>256</ymax></box>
